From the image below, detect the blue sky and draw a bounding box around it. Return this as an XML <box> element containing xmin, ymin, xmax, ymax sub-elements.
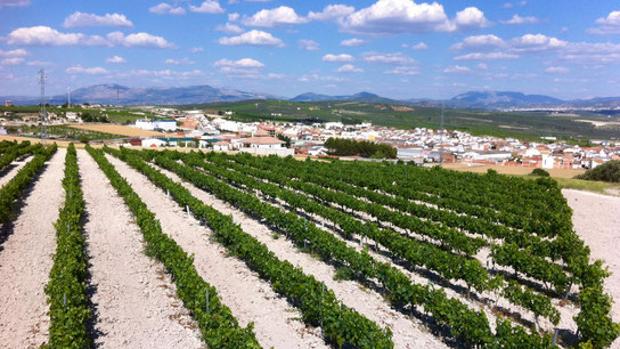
<box><xmin>0</xmin><ymin>0</ymin><xmax>619</xmax><ymax>99</ymax></box>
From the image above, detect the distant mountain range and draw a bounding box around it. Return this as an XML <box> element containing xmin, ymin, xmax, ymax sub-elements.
<box><xmin>3</xmin><ymin>84</ymin><xmax>620</xmax><ymax>110</ymax></box>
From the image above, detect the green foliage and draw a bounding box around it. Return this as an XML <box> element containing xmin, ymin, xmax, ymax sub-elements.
<box><xmin>0</xmin><ymin>143</ymin><xmax>56</xmax><ymax>224</ymax></box>
<box><xmin>531</xmin><ymin>168</ymin><xmax>551</xmax><ymax>177</ymax></box>
<box><xmin>45</xmin><ymin>144</ymin><xmax>93</xmax><ymax>348</ymax></box>
<box><xmin>324</xmin><ymin>137</ymin><xmax>397</xmax><ymax>159</ymax></box>
<box><xmin>574</xmin><ymin>285</ymin><xmax>620</xmax><ymax>348</ymax></box>
<box><xmin>577</xmin><ymin>160</ymin><xmax>620</xmax><ymax>183</ymax></box>
<box><xmin>86</xmin><ymin>146</ymin><xmax>261</xmax><ymax>349</ymax></box>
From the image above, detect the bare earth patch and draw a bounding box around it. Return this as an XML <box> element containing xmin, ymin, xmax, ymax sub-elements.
<box><xmin>78</xmin><ymin>150</ymin><xmax>204</xmax><ymax>349</ymax></box>
<box><xmin>0</xmin><ymin>149</ymin><xmax>65</xmax><ymax>349</ymax></box>
<box><xmin>563</xmin><ymin>189</ymin><xmax>620</xmax><ymax>348</ymax></box>
<box><xmin>0</xmin><ymin>155</ymin><xmax>32</xmax><ymax>188</ymax></box>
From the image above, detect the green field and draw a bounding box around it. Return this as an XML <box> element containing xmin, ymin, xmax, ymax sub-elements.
<box><xmin>194</xmin><ymin>100</ymin><xmax>620</xmax><ymax>142</ymax></box>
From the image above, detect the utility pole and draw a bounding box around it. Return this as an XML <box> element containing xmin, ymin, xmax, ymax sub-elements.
<box><xmin>38</xmin><ymin>69</ymin><xmax>48</xmax><ymax>139</ymax></box>
<box><xmin>439</xmin><ymin>102</ymin><xmax>445</xmax><ymax>166</ymax></box>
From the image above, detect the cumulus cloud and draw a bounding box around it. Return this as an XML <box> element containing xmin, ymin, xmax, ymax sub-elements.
<box><xmin>107</xmin><ymin>31</ymin><xmax>173</xmax><ymax>48</ymax></box>
<box><xmin>228</xmin><ymin>12</ymin><xmax>240</xmax><ymax>21</ymax></box>
<box><xmin>545</xmin><ymin>66</ymin><xmax>568</xmax><ymax>74</ymax></box>
<box><xmin>588</xmin><ymin>11</ymin><xmax>620</xmax><ymax>34</ymax></box>
<box><xmin>189</xmin><ymin>0</ymin><xmax>224</xmax><ymax>13</ymax></box>
<box><xmin>214</xmin><ymin>58</ymin><xmax>264</xmax><ymax>76</ymax></box>
<box><xmin>218</xmin><ymin>30</ymin><xmax>284</xmax><ymax>46</ymax></box>
<box><xmin>6</xmin><ymin>26</ymin><xmax>173</xmax><ymax>48</ymax></box>
<box><xmin>216</xmin><ymin>22</ymin><xmax>244</xmax><ymax>33</ymax></box>
<box><xmin>307</xmin><ymin>4</ymin><xmax>355</xmax><ymax>21</ymax></box>
<box><xmin>149</xmin><ymin>3</ymin><xmax>186</xmax><ymax>15</ymax></box>
<box><xmin>363</xmin><ymin>52</ymin><xmax>415</xmax><ymax>65</ymax></box>
<box><xmin>243</xmin><ymin>6</ymin><xmax>307</xmax><ymax>27</ymax></box>
<box><xmin>63</xmin><ymin>12</ymin><xmax>133</xmax><ymax>28</ymax></box>
<box><xmin>454</xmin><ymin>52</ymin><xmax>519</xmax><ymax>60</ymax></box>
<box><xmin>298</xmin><ymin>39</ymin><xmax>320</xmax><ymax>51</ymax></box>
<box><xmin>512</xmin><ymin>33</ymin><xmax>567</xmax><ymax>51</ymax></box>
<box><xmin>443</xmin><ymin>65</ymin><xmax>471</xmax><ymax>73</ymax></box>
<box><xmin>451</xmin><ymin>34</ymin><xmax>505</xmax><ymax>50</ymax></box>
<box><xmin>322</xmin><ymin>53</ymin><xmax>354</xmax><ymax>62</ymax></box>
<box><xmin>339</xmin><ymin>0</ymin><xmax>487</xmax><ymax>34</ymax></box>
<box><xmin>66</xmin><ymin>65</ymin><xmax>108</xmax><ymax>75</ymax></box>
<box><xmin>0</xmin><ymin>48</ymin><xmax>28</xmax><ymax>58</ymax></box>
<box><xmin>336</xmin><ymin>64</ymin><xmax>363</xmax><ymax>73</ymax></box>
<box><xmin>501</xmin><ymin>14</ymin><xmax>539</xmax><ymax>25</ymax></box>
<box><xmin>341</xmin><ymin>38</ymin><xmax>366</xmax><ymax>47</ymax></box>
<box><xmin>106</xmin><ymin>55</ymin><xmax>126</xmax><ymax>64</ymax></box>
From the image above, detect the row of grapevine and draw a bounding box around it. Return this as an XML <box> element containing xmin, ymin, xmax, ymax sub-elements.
<box><xmin>107</xmin><ymin>147</ymin><xmax>395</xmax><ymax>349</ymax></box>
<box><xmin>181</xmin><ymin>151</ymin><xmax>559</xmax><ymax>324</ymax></box>
<box><xmin>0</xmin><ymin>141</ymin><xmax>39</xmax><ymax>172</ymax></box>
<box><xmin>0</xmin><ymin>144</ymin><xmax>57</xmax><ymax>225</ymax></box>
<box><xmin>217</xmin><ymin>152</ymin><xmax>565</xmax><ymax>261</ymax></box>
<box><xmin>44</xmin><ymin>144</ymin><xmax>93</xmax><ymax>348</ymax></box>
<box><xmin>85</xmin><ymin>146</ymin><xmax>262</xmax><ymax>349</ymax></box>
<box><xmin>132</xmin><ymin>148</ymin><xmax>555</xmax><ymax>348</ymax></box>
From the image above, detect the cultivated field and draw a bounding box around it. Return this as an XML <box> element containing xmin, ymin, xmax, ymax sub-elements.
<box><xmin>68</xmin><ymin>123</ymin><xmax>165</xmax><ymax>137</ymax></box>
<box><xmin>0</xmin><ymin>139</ymin><xmax>618</xmax><ymax>348</ymax></box>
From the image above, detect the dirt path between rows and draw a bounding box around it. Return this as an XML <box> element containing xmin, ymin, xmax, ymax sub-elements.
<box><xmin>106</xmin><ymin>154</ymin><xmax>328</xmax><ymax>349</ymax></box>
<box><xmin>77</xmin><ymin>150</ymin><xmax>204</xmax><ymax>349</ymax></box>
<box><xmin>0</xmin><ymin>155</ymin><xmax>33</xmax><ymax>188</ymax></box>
<box><xmin>0</xmin><ymin>149</ymin><xmax>65</xmax><ymax>349</ymax></box>
<box><xmin>563</xmin><ymin>189</ymin><xmax>620</xmax><ymax>348</ymax></box>
<box><xmin>148</xmin><ymin>160</ymin><xmax>447</xmax><ymax>349</ymax></box>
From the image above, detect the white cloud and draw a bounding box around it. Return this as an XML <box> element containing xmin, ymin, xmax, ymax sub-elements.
<box><xmin>588</xmin><ymin>11</ymin><xmax>620</xmax><ymax>34</ymax></box>
<box><xmin>339</xmin><ymin>0</ymin><xmax>487</xmax><ymax>34</ymax></box>
<box><xmin>298</xmin><ymin>73</ymin><xmax>344</xmax><ymax>82</ymax></box>
<box><xmin>7</xmin><ymin>26</ymin><xmax>88</xmax><ymax>46</ymax></box>
<box><xmin>1</xmin><ymin>57</ymin><xmax>24</xmax><ymax>65</ymax></box>
<box><xmin>322</xmin><ymin>53</ymin><xmax>354</xmax><ymax>62</ymax></box>
<box><xmin>454</xmin><ymin>52</ymin><xmax>519</xmax><ymax>60</ymax></box>
<box><xmin>363</xmin><ymin>52</ymin><xmax>414</xmax><ymax>65</ymax></box>
<box><xmin>451</xmin><ymin>34</ymin><xmax>505</xmax><ymax>50</ymax></box>
<box><xmin>0</xmin><ymin>48</ymin><xmax>28</xmax><ymax>58</ymax></box>
<box><xmin>106</xmin><ymin>55</ymin><xmax>126</xmax><ymax>64</ymax></box>
<box><xmin>412</xmin><ymin>42</ymin><xmax>428</xmax><ymax>50</ymax></box>
<box><xmin>336</xmin><ymin>64</ymin><xmax>363</xmax><ymax>73</ymax></box>
<box><xmin>0</xmin><ymin>0</ymin><xmax>30</xmax><ymax>8</ymax></box>
<box><xmin>454</xmin><ymin>7</ymin><xmax>488</xmax><ymax>28</ymax></box>
<box><xmin>122</xmin><ymin>69</ymin><xmax>203</xmax><ymax>79</ymax></box>
<box><xmin>214</xmin><ymin>58</ymin><xmax>264</xmax><ymax>76</ymax></box>
<box><xmin>243</xmin><ymin>6</ymin><xmax>307</xmax><ymax>27</ymax></box>
<box><xmin>190</xmin><ymin>0</ymin><xmax>224</xmax><ymax>14</ymax></box>
<box><xmin>386</xmin><ymin>66</ymin><xmax>419</xmax><ymax>75</ymax></box>
<box><xmin>341</xmin><ymin>38</ymin><xmax>365</xmax><ymax>47</ymax></box>
<box><xmin>165</xmin><ymin>58</ymin><xmax>195</xmax><ymax>65</ymax></box>
<box><xmin>477</xmin><ymin>63</ymin><xmax>488</xmax><ymax>70</ymax></box>
<box><xmin>26</xmin><ymin>60</ymin><xmax>50</xmax><ymax>66</ymax></box>
<box><xmin>501</xmin><ymin>14</ymin><xmax>539</xmax><ymax>25</ymax></box>
<box><xmin>6</xmin><ymin>26</ymin><xmax>173</xmax><ymax>48</ymax></box>
<box><xmin>545</xmin><ymin>66</ymin><xmax>568</xmax><ymax>74</ymax></box>
<box><xmin>66</xmin><ymin>65</ymin><xmax>108</xmax><ymax>75</ymax></box>
<box><xmin>63</xmin><ymin>12</ymin><xmax>133</xmax><ymax>28</ymax></box>
<box><xmin>216</xmin><ymin>22</ymin><xmax>244</xmax><ymax>33</ymax></box>
<box><xmin>559</xmin><ymin>42</ymin><xmax>620</xmax><ymax>63</ymax></box>
<box><xmin>107</xmin><ymin>31</ymin><xmax>173</xmax><ymax>48</ymax></box>
<box><xmin>443</xmin><ymin>65</ymin><xmax>471</xmax><ymax>73</ymax></box>
<box><xmin>512</xmin><ymin>33</ymin><xmax>567</xmax><ymax>51</ymax></box>
<box><xmin>149</xmin><ymin>3</ymin><xmax>186</xmax><ymax>15</ymax></box>
<box><xmin>299</xmin><ymin>39</ymin><xmax>319</xmax><ymax>51</ymax></box>
<box><xmin>218</xmin><ymin>30</ymin><xmax>284</xmax><ymax>46</ymax></box>
<box><xmin>307</xmin><ymin>4</ymin><xmax>355</xmax><ymax>21</ymax></box>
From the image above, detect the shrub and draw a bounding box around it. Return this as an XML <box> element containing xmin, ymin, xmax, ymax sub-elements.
<box><xmin>531</xmin><ymin>168</ymin><xmax>550</xmax><ymax>177</ymax></box>
<box><xmin>577</xmin><ymin>160</ymin><xmax>620</xmax><ymax>183</ymax></box>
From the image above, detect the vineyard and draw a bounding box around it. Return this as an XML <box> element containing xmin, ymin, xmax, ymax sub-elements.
<box><xmin>0</xmin><ymin>139</ymin><xmax>618</xmax><ymax>348</ymax></box>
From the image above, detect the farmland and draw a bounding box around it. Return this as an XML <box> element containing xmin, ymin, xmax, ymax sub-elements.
<box><xmin>0</xmin><ymin>139</ymin><xmax>618</xmax><ymax>348</ymax></box>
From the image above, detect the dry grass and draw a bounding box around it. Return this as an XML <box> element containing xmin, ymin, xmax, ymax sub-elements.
<box><xmin>68</xmin><ymin>123</ymin><xmax>165</xmax><ymax>137</ymax></box>
<box><xmin>442</xmin><ymin>162</ymin><xmax>585</xmax><ymax>178</ymax></box>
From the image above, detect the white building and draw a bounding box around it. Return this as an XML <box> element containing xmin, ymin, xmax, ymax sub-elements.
<box><xmin>135</xmin><ymin>119</ymin><xmax>177</xmax><ymax>132</ymax></box>
<box><xmin>141</xmin><ymin>138</ymin><xmax>167</xmax><ymax>148</ymax></box>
